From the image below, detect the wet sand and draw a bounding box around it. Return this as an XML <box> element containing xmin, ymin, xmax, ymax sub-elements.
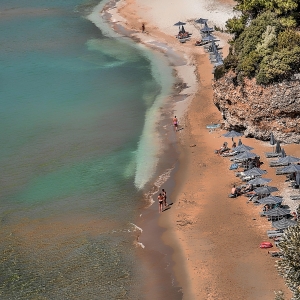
<box><xmin>98</xmin><ymin>0</ymin><xmax>299</xmax><ymax>298</ymax></box>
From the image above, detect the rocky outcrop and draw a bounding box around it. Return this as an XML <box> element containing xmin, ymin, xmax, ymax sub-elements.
<box><xmin>212</xmin><ymin>71</ymin><xmax>300</xmax><ymax>144</ymax></box>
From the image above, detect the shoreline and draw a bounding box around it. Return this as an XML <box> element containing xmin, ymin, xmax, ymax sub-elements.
<box><xmin>90</xmin><ymin>0</ymin><xmax>197</xmax><ymax>298</ymax></box>
<box><xmin>95</xmin><ymin>0</ymin><xmax>298</xmax><ymax>298</ymax></box>
<box><xmin>98</xmin><ymin>0</ymin><xmax>203</xmax><ymax>298</ymax></box>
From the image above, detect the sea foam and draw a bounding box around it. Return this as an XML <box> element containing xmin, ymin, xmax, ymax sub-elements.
<box><xmin>88</xmin><ymin>4</ymin><xmax>175</xmax><ymax>190</ymax></box>
<box><xmin>133</xmin><ymin>46</ymin><xmax>174</xmax><ymax>189</ymax></box>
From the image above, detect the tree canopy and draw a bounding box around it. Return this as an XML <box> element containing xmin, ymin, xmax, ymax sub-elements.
<box><xmin>222</xmin><ymin>0</ymin><xmax>300</xmax><ymax>84</ymax></box>
<box><xmin>234</xmin><ymin>0</ymin><xmax>299</xmax><ymax>19</ymax></box>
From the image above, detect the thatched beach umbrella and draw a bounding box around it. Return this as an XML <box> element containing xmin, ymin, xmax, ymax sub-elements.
<box><xmin>174</xmin><ymin>21</ymin><xmax>186</xmax><ymax>32</ymax></box>
<box><xmin>202</xmin><ymin>34</ymin><xmax>219</xmax><ymax>42</ymax></box>
<box><xmin>234</xmin><ymin>151</ymin><xmax>259</xmax><ymax>161</ymax></box>
<box><xmin>200</xmin><ymin>22</ymin><xmax>214</xmax><ymax>33</ymax></box>
<box><xmin>263</xmin><ymin>207</ymin><xmax>290</xmax><ymax>217</ymax></box>
<box><xmin>270</xmin><ymin>132</ymin><xmax>276</xmax><ymax>146</ymax></box>
<box><xmin>223</xmin><ymin>130</ymin><xmax>243</xmax><ymax>138</ymax></box>
<box><xmin>248</xmin><ymin>177</ymin><xmax>272</xmax><ymax>186</ymax></box>
<box><xmin>272</xmin><ymin>218</ymin><xmax>297</xmax><ymax>230</ymax></box>
<box><xmin>296</xmin><ymin>172</ymin><xmax>300</xmax><ymax>186</ymax></box>
<box><xmin>280</xmin><ymin>164</ymin><xmax>300</xmax><ymax>174</ymax></box>
<box><xmin>234</xmin><ymin>144</ymin><xmax>254</xmax><ymax>153</ymax></box>
<box><xmin>243</xmin><ymin>167</ymin><xmax>267</xmax><ymax>177</ymax></box>
<box><xmin>275</xmin><ymin>141</ymin><xmax>281</xmax><ymax>153</ymax></box>
<box><xmin>277</xmin><ymin>155</ymin><xmax>300</xmax><ymax>164</ymax></box>
<box><xmin>195</xmin><ymin>18</ymin><xmax>208</xmax><ymax>24</ymax></box>
<box><xmin>254</xmin><ymin>186</ymin><xmax>278</xmax><ymax>195</ymax></box>
<box><xmin>257</xmin><ymin>195</ymin><xmax>282</xmax><ymax>205</ymax></box>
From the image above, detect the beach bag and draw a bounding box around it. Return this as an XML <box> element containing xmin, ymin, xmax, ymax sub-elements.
<box><xmin>229</xmin><ymin>163</ymin><xmax>238</xmax><ymax>170</ymax></box>
<box><xmin>260</xmin><ymin>242</ymin><xmax>273</xmax><ymax>249</ymax></box>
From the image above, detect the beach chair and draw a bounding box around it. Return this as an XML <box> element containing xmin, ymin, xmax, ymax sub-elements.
<box><xmin>290</xmin><ymin>194</ymin><xmax>300</xmax><ymax>200</ymax></box>
<box><xmin>268</xmin><ymin>251</ymin><xmax>283</xmax><ymax>257</ymax></box>
<box><xmin>267</xmin><ymin>230</ymin><xmax>283</xmax><ymax>235</ymax></box>
<box><xmin>229</xmin><ymin>163</ymin><xmax>239</xmax><ymax>170</ymax></box>
<box><xmin>195</xmin><ymin>40</ymin><xmax>209</xmax><ymax>46</ymax></box>
<box><xmin>275</xmin><ymin>168</ymin><xmax>287</xmax><ymax>175</ymax></box>
<box><xmin>269</xmin><ymin>161</ymin><xmax>289</xmax><ymax>167</ymax></box>
<box><xmin>179</xmin><ymin>37</ymin><xmax>190</xmax><ymax>43</ymax></box>
<box><xmin>268</xmin><ymin>232</ymin><xmax>284</xmax><ymax>238</ymax></box>
<box><xmin>265</xmin><ymin>152</ymin><xmax>282</xmax><ymax>158</ymax></box>
<box><xmin>222</xmin><ymin>151</ymin><xmax>238</xmax><ymax>157</ymax></box>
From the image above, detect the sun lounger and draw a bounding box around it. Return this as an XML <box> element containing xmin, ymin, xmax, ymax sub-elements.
<box><xmin>206</xmin><ymin>123</ymin><xmax>220</xmax><ymax>130</ymax></box>
<box><xmin>269</xmin><ymin>161</ymin><xmax>289</xmax><ymax>167</ymax></box>
<box><xmin>268</xmin><ymin>232</ymin><xmax>284</xmax><ymax>238</ymax></box>
<box><xmin>195</xmin><ymin>40</ymin><xmax>210</xmax><ymax>46</ymax></box>
<box><xmin>268</xmin><ymin>251</ymin><xmax>283</xmax><ymax>257</ymax></box>
<box><xmin>275</xmin><ymin>168</ymin><xmax>288</xmax><ymax>175</ymax></box>
<box><xmin>267</xmin><ymin>230</ymin><xmax>283</xmax><ymax>235</ymax></box>
<box><xmin>222</xmin><ymin>151</ymin><xmax>238</xmax><ymax>157</ymax></box>
<box><xmin>179</xmin><ymin>37</ymin><xmax>191</xmax><ymax>43</ymax></box>
<box><xmin>265</xmin><ymin>152</ymin><xmax>282</xmax><ymax>158</ymax></box>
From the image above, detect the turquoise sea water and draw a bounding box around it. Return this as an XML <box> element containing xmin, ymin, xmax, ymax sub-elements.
<box><xmin>0</xmin><ymin>0</ymin><xmax>175</xmax><ymax>298</ymax></box>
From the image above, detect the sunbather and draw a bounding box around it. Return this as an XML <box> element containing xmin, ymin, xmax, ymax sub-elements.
<box><xmin>215</xmin><ymin>142</ymin><xmax>230</xmax><ymax>155</ymax></box>
<box><xmin>177</xmin><ymin>32</ymin><xmax>190</xmax><ymax>39</ymax></box>
<box><xmin>240</xmin><ymin>183</ymin><xmax>254</xmax><ymax>194</ymax></box>
<box><xmin>229</xmin><ymin>184</ymin><xmax>241</xmax><ymax>198</ymax></box>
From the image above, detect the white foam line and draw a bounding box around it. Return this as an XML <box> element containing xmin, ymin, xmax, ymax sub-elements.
<box><xmin>136</xmin><ymin>241</ymin><xmax>145</xmax><ymax>249</ymax></box>
<box><xmin>88</xmin><ymin>3</ymin><xmax>176</xmax><ymax>191</ymax></box>
<box><xmin>130</xmin><ymin>223</ymin><xmax>143</xmax><ymax>233</ymax></box>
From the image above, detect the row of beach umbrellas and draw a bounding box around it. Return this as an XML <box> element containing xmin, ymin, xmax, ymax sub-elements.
<box><xmin>173</xmin><ymin>18</ymin><xmax>223</xmax><ymax>67</ymax></box>
<box><xmin>222</xmin><ymin>130</ymin><xmax>298</xmax><ymax>230</ymax></box>
<box><xmin>261</xmin><ymin>133</ymin><xmax>299</xmax><ymax>228</ymax></box>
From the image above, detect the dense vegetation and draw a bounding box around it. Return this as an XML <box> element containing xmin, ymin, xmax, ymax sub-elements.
<box><xmin>277</xmin><ymin>223</ymin><xmax>300</xmax><ymax>300</ymax></box>
<box><xmin>218</xmin><ymin>0</ymin><xmax>300</xmax><ymax>84</ymax></box>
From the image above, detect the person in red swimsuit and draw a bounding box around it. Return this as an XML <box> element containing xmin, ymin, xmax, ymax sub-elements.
<box><xmin>173</xmin><ymin>116</ymin><xmax>178</xmax><ymax>131</ymax></box>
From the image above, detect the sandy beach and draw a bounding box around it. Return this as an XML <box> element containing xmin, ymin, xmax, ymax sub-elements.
<box><xmin>96</xmin><ymin>0</ymin><xmax>300</xmax><ymax>298</ymax></box>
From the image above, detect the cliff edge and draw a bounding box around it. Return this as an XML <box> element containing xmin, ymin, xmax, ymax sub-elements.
<box><xmin>212</xmin><ymin>71</ymin><xmax>300</xmax><ymax>143</ymax></box>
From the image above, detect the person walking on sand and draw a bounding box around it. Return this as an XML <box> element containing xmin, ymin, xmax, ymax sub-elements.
<box><xmin>173</xmin><ymin>116</ymin><xmax>178</xmax><ymax>131</ymax></box>
<box><xmin>157</xmin><ymin>193</ymin><xmax>163</xmax><ymax>213</ymax></box>
<box><xmin>162</xmin><ymin>189</ymin><xmax>167</xmax><ymax>207</ymax></box>
<box><xmin>142</xmin><ymin>23</ymin><xmax>145</xmax><ymax>33</ymax></box>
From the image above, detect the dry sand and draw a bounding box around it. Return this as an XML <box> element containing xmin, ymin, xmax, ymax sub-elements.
<box><xmin>96</xmin><ymin>0</ymin><xmax>300</xmax><ymax>298</ymax></box>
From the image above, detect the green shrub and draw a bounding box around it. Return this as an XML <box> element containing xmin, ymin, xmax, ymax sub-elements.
<box><xmin>256</xmin><ymin>47</ymin><xmax>300</xmax><ymax>84</ymax></box>
<box><xmin>274</xmin><ymin>290</ymin><xmax>285</xmax><ymax>300</ymax></box>
<box><xmin>225</xmin><ymin>15</ymin><xmax>247</xmax><ymax>37</ymax></box>
<box><xmin>234</xmin><ymin>0</ymin><xmax>299</xmax><ymax>19</ymax></box>
<box><xmin>223</xmin><ymin>0</ymin><xmax>300</xmax><ymax>85</ymax></box>
<box><xmin>279</xmin><ymin>16</ymin><xmax>297</xmax><ymax>28</ymax></box>
<box><xmin>237</xmin><ymin>50</ymin><xmax>260</xmax><ymax>77</ymax></box>
<box><xmin>223</xmin><ymin>50</ymin><xmax>239</xmax><ymax>71</ymax></box>
<box><xmin>214</xmin><ymin>65</ymin><xmax>225</xmax><ymax>80</ymax></box>
<box><xmin>277</xmin><ymin>29</ymin><xmax>300</xmax><ymax>50</ymax></box>
<box><xmin>277</xmin><ymin>224</ymin><xmax>300</xmax><ymax>300</ymax></box>
<box><xmin>234</xmin><ymin>12</ymin><xmax>281</xmax><ymax>59</ymax></box>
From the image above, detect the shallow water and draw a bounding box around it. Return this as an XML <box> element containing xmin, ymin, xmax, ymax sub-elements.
<box><xmin>0</xmin><ymin>0</ymin><xmax>175</xmax><ymax>298</ymax></box>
